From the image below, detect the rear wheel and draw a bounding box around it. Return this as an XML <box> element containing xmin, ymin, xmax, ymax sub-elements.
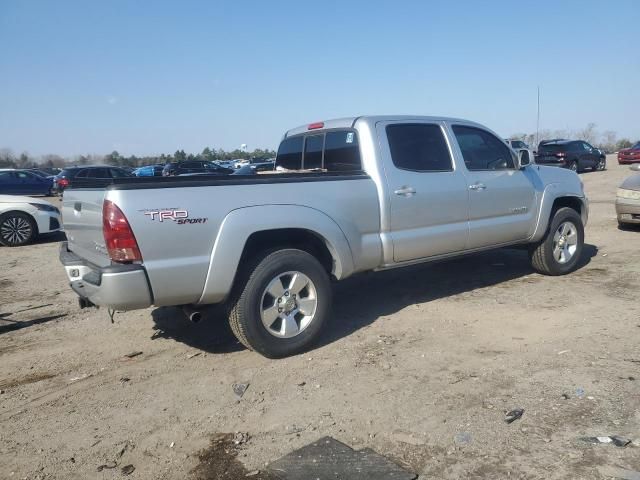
<box><xmin>568</xmin><ymin>160</ymin><xmax>578</xmax><ymax>172</ymax></box>
<box><xmin>0</xmin><ymin>212</ymin><xmax>37</xmax><ymax>247</ymax></box>
<box><xmin>529</xmin><ymin>207</ymin><xmax>584</xmax><ymax>275</ymax></box>
<box><xmin>228</xmin><ymin>249</ymin><xmax>332</xmax><ymax>358</ymax></box>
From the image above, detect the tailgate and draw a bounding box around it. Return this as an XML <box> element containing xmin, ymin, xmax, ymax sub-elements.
<box><xmin>61</xmin><ymin>188</ymin><xmax>111</xmax><ymax>267</ymax></box>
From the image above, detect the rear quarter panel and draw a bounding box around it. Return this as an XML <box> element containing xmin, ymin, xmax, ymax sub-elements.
<box><xmin>107</xmin><ymin>177</ymin><xmax>382</xmax><ymax>306</ymax></box>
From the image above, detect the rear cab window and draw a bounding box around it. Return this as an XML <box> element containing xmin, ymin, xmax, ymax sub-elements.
<box><xmin>539</xmin><ymin>144</ymin><xmax>567</xmax><ymax>153</ymax></box>
<box><xmin>276</xmin><ymin>130</ymin><xmax>361</xmax><ymax>172</ymax></box>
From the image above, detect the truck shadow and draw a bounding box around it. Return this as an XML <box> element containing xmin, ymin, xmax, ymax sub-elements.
<box><xmin>150</xmin><ymin>304</ymin><xmax>243</xmax><ymax>354</ymax></box>
<box><xmin>316</xmin><ymin>244</ymin><xmax>598</xmax><ymax>349</ymax></box>
<box><xmin>149</xmin><ymin>244</ymin><xmax>597</xmax><ymax>355</ymax></box>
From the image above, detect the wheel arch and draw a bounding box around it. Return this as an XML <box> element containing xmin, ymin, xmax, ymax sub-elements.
<box><xmin>197</xmin><ymin>205</ymin><xmax>355</xmax><ymax>305</ymax></box>
<box><xmin>530</xmin><ymin>189</ymin><xmax>587</xmax><ymax>242</ymax></box>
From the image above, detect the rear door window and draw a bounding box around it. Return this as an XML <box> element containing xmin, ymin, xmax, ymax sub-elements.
<box><xmin>86</xmin><ymin>168</ymin><xmax>111</xmax><ymax>178</ymax></box>
<box><xmin>181</xmin><ymin>161</ymin><xmax>201</xmax><ymax>170</ymax></box>
<box><xmin>0</xmin><ymin>171</ymin><xmax>15</xmax><ymax>182</ymax></box>
<box><xmin>386</xmin><ymin>124</ymin><xmax>453</xmax><ymax>172</ymax></box>
<box><xmin>276</xmin><ymin>136</ymin><xmax>303</xmax><ymax>170</ymax></box>
<box><xmin>16</xmin><ymin>171</ymin><xmax>36</xmax><ymax>180</ymax></box>
<box><xmin>303</xmin><ymin>135</ymin><xmax>324</xmax><ymax>169</ymax></box>
<box><xmin>110</xmin><ymin>168</ymin><xmax>128</xmax><ymax>178</ymax></box>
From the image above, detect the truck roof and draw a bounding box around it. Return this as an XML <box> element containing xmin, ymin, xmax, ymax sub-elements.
<box><xmin>283</xmin><ymin>115</ymin><xmax>484</xmax><ymax>138</ymax></box>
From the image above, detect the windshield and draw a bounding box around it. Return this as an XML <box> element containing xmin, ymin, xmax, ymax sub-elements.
<box><xmin>632</xmin><ymin>142</ymin><xmax>640</xmax><ymax>150</ymax></box>
<box><xmin>510</xmin><ymin>141</ymin><xmax>526</xmax><ymax>149</ymax></box>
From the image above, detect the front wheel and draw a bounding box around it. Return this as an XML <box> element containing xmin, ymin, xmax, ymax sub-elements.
<box><xmin>529</xmin><ymin>207</ymin><xmax>584</xmax><ymax>275</ymax></box>
<box><xmin>596</xmin><ymin>157</ymin><xmax>606</xmax><ymax>171</ymax></box>
<box><xmin>0</xmin><ymin>212</ymin><xmax>37</xmax><ymax>246</ymax></box>
<box><xmin>228</xmin><ymin>249</ymin><xmax>332</xmax><ymax>358</ymax></box>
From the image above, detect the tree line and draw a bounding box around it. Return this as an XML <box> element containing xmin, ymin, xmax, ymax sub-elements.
<box><xmin>0</xmin><ymin>147</ymin><xmax>276</xmax><ymax>170</ymax></box>
<box><xmin>1</xmin><ymin>123</ymin><xmax>638</xmax><ymax>170</ymax></box>
<box><xmin>509</xmin><ymin>123</ymin><xmax>637</xmax><ymax>153</ymax></box>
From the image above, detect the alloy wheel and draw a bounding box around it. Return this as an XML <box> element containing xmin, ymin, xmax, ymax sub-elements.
<box><xmin>260</xmin><ymin>271</ymin><xmax>318</xmax><ymax>338</ymax></box>
<box><xmin>1</xmin><ymin>216</ymin><xmax>33</xmax><ymax>246</ymax></box>
<box><xmin>552</xmin><ymin>221</ymin><xmax>578</xmax><ymax>264</ymax></box>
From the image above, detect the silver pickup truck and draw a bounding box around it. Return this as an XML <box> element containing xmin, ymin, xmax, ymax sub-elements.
<box><xmin>60</xmin><ymin>116</ymin><xmax>588</xmax><ymax>357</ymax></box>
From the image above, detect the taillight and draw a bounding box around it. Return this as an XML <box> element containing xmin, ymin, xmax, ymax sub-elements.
<box><xmin>308</xmin><ymin>121</ymin><xmax>324</xmax><ymax>130</ymax></box>
<box><xmin>102</xmin><ymin>200</ymin><xmax>142</xmax><ymax>263</ymax></box>
<box><xmin>554</xmin><ymin>152</ymin><xmax>566</xmax><ymax>158</ymax></box>
<box><xmin>57</xmin><ymin>178</ymin><xmax>69</xmax><ymax>188</ymax></box>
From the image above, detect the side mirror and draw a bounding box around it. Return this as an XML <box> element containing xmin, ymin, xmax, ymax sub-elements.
<box><xmin>518</xmin><ymin>149</ymin><xmax>531</xmax><ymax>168</ymax></box>
<box><xmin>630</xmin><ymin>163</ymin><xmax>640</xmax><ymax>172</ymax></box>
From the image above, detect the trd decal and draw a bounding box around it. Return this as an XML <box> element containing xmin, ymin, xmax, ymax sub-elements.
<box><xmin>144</xmin><ymin>210</ymin><xmax>188</xmax><ymax>222</ymax></box>
<box><xmin>142</xmin><ymin>209</ymin><xmax>207</xmax><ymax>224</ymax></box>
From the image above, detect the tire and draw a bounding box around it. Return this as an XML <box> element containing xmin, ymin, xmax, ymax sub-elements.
<box><xmin>0</xmin><ymin>212</ymin><xmax>38</xmax><ymax>247</ymax></box>
<box><xmin>568</xmin><ymin>160</ymin><xmax>578</xmax><ymax>172</ymax></box>
<box><xmin>228</xmin><ymin>249</ymin><xmax>332</xmax><ymax>358</ymax></box>
<box><xmin>596</xmin><ymin>157</ymin><xmax>606</xmax><ymax>171</ymax></box>
<box><xmin>529</xmin><ymin>207</ymin><xmax>584</xmax><ymax>276</ymax></box>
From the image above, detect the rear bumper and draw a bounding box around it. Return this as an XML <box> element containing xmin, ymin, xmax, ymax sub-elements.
<box><xmin>616</xmin><ymin>198</ymin><xmax>640</xmax><ymax>224</ymax></box>
<box><xmin>59</xmin><ymin>242</ymin><xmax>153</xmax><ymax>310</ymax></box>
<box><xmin>534</xmin><ymin>160</ymin><xmax>567</xmax><ymax>168</ymax></box>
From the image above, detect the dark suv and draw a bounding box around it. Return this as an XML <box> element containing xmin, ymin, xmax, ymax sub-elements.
<box><xmin>162</xmin><ymin>161</ymin><xmax>233</xmax><ymax>176</ymax></box>
<box><xmin>535</xmin><ymin>140</ymin><xmax>606</xmax><ymax>172</ymax></box>
<box><xmin>54</xmin><ymin>166</ymin><xmax>133</xmax><ymax>192</ymax></box>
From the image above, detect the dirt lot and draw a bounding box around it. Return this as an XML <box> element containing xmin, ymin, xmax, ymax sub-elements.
<box><xmin>1</xmin><ymin>155</ymin><xmax>639</xmax><ymax>479</ymax></box>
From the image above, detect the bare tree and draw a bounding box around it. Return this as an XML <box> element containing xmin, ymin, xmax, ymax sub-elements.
<box><xmin>576</xmin><ymin>123</ymin><xmax>598</xmax><ymax>144</ymax></box>
<box><xmin>0</xmin><ymin>148</ymin><xmax>15</xmax><ymax>168</ymax></box>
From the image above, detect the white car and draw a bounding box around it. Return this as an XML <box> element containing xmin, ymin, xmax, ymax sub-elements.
<box><xmin>0</xmin><ymin>195</ymin><xmax>62</xmax><ymax>246</ymax></box>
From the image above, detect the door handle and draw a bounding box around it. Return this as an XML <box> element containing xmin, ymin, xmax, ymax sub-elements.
<box><xmin>469</xmin><ymin>183</ymin><xmax>487</xmax><ymax>191</ymax></box>
<box><xmin>394</xmin><ymin>186</ymin><xmax>416</xmax><ymax>197</ymax></box>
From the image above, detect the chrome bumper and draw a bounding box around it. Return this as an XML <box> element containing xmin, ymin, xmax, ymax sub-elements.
<box><xmin>60</xmin><ymin>242</ymin><xmax>153</xmax><ymax>310</ymax></box>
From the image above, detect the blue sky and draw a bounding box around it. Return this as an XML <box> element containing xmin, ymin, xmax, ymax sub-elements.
<box><xmin>0</xmin><ymin>0</ymin><xmax>638</xmax><ymax>156</ymax></box>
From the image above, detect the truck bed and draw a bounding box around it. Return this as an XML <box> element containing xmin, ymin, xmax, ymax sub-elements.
<box><xmin>62</xmin><ymin>171</ymin><xmax>382</xmax><ymax>307</ymax></box>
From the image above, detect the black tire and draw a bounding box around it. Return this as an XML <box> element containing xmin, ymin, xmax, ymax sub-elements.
<box><xmin>596</xmin><ymin>157</ymin><xmax>606</xmax><ymax>171</ymax></box>
<box><xmin>568</xmin><ymin>160</ymin><xmax>579</xmax><ymax>172</ymax></box>
<box><xmin>529</xmin><ymin>207</ymin><xmax>584</xmax><ymax>276</ymax></box>
<box><xmin>0</xmin><ymin>212</ymin><xmax>38</xmax><ymax>247</ymax></box>
<box><xmin>228</xmin><ymin>249</ymin><xmax>332</xmax><ymax>358</ymax></box>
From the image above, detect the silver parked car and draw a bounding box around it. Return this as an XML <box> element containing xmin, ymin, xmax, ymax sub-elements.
<box><xmin>616</xmin><ymin>164</ymin><xmax>640</xmax><ymax>226</ymax></box>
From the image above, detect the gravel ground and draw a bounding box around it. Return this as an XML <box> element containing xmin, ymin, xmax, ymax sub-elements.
<box><xmin>1</xmin><ymin>155</ymin><xmax>639</xmax><ymax>479</ymax></box>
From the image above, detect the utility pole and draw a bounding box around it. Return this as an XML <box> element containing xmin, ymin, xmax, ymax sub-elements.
<box><xmin>536</xmin><ymin>86</ymin><xmax>540</xmax><ymax>147</ymax></box>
